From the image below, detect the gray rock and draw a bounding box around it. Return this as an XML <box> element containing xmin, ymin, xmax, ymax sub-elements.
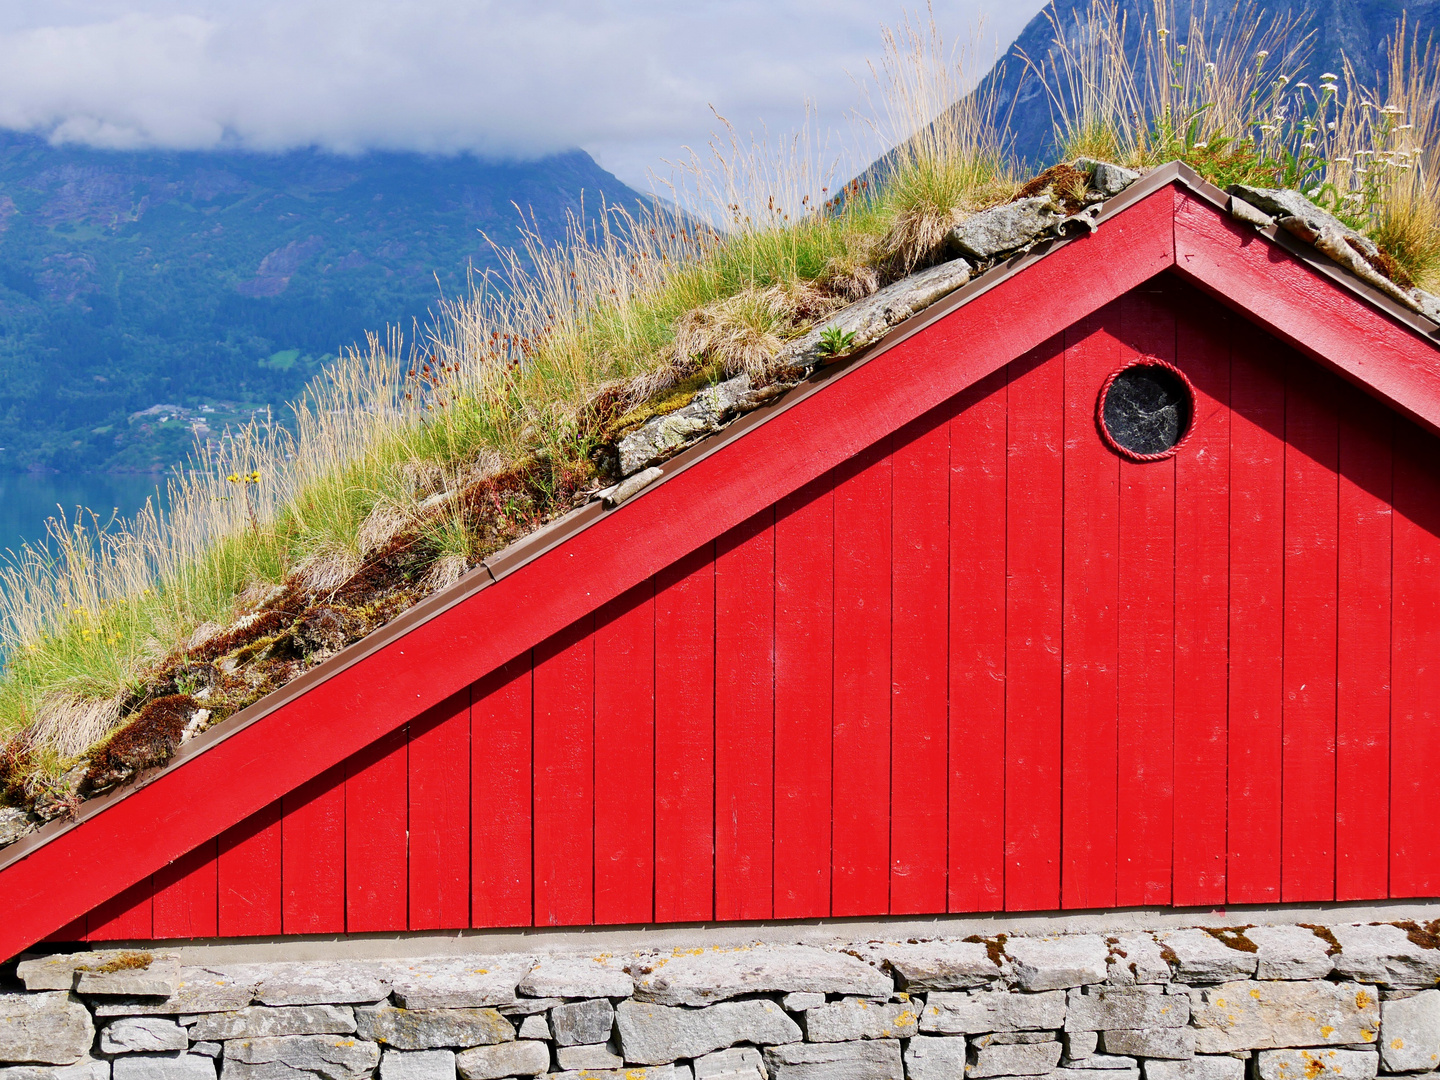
<box><xmin>0</xmin><ymin>992</ymin><xmax>94</xmax><ymax>1065</ymax></box>
<box><xmin>190</xmin><ymin>1005</ymin><xmax>356</xmax><ymax>1042</ymax></box>
<box><xmin>695</xmin><ymin>1047</ymin><xmax>766</xmax><ymax>1080</ymax></box>
<box><xmin>17</xmin><ymin>952</ymin><xmax>130</xmax><ymax>992</ymax></box>
<box><xmin>948</xmin><ymin>197</ymin><xmax>1063</xmax><ymax>260</ymax></box>
<box><xmin>763</xmin><ymin>1039</ymin><xmax>902</xmax><ymax>1080</ymax></box>
<box><xmin>1381</xmin><ymin>989</ymin><xmax>1440</xmax><ymax>1073</ymax></box>
<box><xmin>605</xmin><ymin>467</ymin><xmax>663</xmax><ymax>507</ymax></box>
<box><xmin>634</xmin><ymin>946</ymin><xmax>890</xmax><ymax>1007</ymax></box>
<box><xmin>556</xmin><ymin>1044</ymin><xmax>623</xmax><ymax>1070</ymax></box>
<box><xmin>920</xmin><ymin>989</ymin><xmax>1066</xmax><ymax>1033</ymax></box>
<box><xmin>100</xmin><ymin>1016</ymin><xmax>188</xmax><ymax>1053</ymax></box>
<box><xmin>1056</xmin><ymin>1069</ymin><xmax>1139</xmax><ymax>1080</ymax></box>
<box><xmin>1087</xmin><ymin>161</ymin><xmax>1141</xmax><ymax>197</ymax></box>
<box><xmin>903</xmin><ymin>1036</ymin><xmax>965</xmax><ymax>1080</ymax></box>
<box><xmin>544</xmin><ymin>1068</ymin><xmax>675</xmax><ymax>1080</ymax></box>
<box><xmin>1065</xmin><ymin>1031</ymin><xmax>1099</xmax><ymax>1061</ymax></box>
<box><xmin>1066</xmin><ymin>1055</ymin><xmax>1139</xmax><ymax>1071</ymax></box>
<box><xmin>617</xmin><ymin>375</ymin><xmax>752</xmax><ymax>476</ymax></box>
<box><xmin>1227</xmin><ymin>196</ymin><xmax>1274</xmax><ymax>230</ymax></box>
<box><xmin>255</xmin><ymin>962</ymin><xmax>390</xmax><ymax>1006</ymax></box>
<box><xmin>1106</xmin><ymin>935</ymin><xmax>1172</xmax><ymax>986</ymax></box>
<box><xmin>455</xmin><ymin>1040</ymin><xmax>551</xmax><ymax>1079</ymax></box>
<box><xmin>92</xmin><ymin>967</ymin><xmax>256</xmax><ymax>1016</ymax></box>
<box><xmin>500</xmin><ymin>999</ymin><xmax>564</xmax><ymax>1017</ymax></box>
<box><xmin>1190</xmin><ymin>980</ymin><xmax>1380</xmax><ymax>1052</ymax></box>
<box><xmin>518</xmin><ymin>957</ymin><xmax>634</xmax><ymax>1000</ymax></box>
<box><xmin>1156</xmin><ymin>931</ymin><xmax>1257</xmax><ymax>984</ymax></box>
<box><xmin>221</xmin><ymin>1034</ymin><xmax>381</xmax><ymax>1080</ymax></box>
<box><xmin>388</xmin><ymin>956</ymin><xmax>530</xmax><ymax>1009</ymax></box>
<box><xmin>781</xmin><ymin>993</ymin><xmax>825</xmax><ymax>1012</ymax></box>
<box><xmin>1255</xmin><ymin>1049</ymin><xmax>1378</xmax><ymax>1080</ymax></box>
<box><xmin>518</xmin><ymin>1014</ymin><xmax>550</xmax><ymax>1039</ymax></box>
<box><xmin>1065</xmin><ymin>987</ymin><xmax>1190</xmax><ymax>1031</ymax></box>
<box><xmin>0</xmin><ymin>808</ymin><xmax>37</xmax><ymax>848</ymax></box>
<box><xmin>969</xmin><ymin>1041</ymin><xmax>1062</xmax><ymax>1077</ymax></box>
<box><xmin>1143</xmin><ymin>1060</ymin><xmax>1244</xmax><ymax>1080</ymax></box>
<box><xmin>356</xmin><ymin>1003</ymin><xmax>514</xmax><ymax>1051</ymax></box>
<box><xmin>1008</xmin><ymin>937</ymin><xmax>1109</xmax><ymax>991</ymax></box>
<box><xmin>616</xmin><ymin>999</ymin><xmax>801</xmax><ymax>1064</ymax></box>
<box><xmin>381</xmin><ymin>1049</ymin><xmax>457</xmax><ymax>1080</ymax></box>
<box><xmin>114</xmin><ymin>1055</ymin><xmax>215</xmax><ymax>1080</ymax></box>
<box><xmin>75</xmin><ymin>955</ymin><xmax>181</xmax><ymax>998</ymax></box>
<box><xmin>1100</xmin><ymin>1029</ymin><xmax>1195</xmax><ymax>1060</ymax></box>
<box><xmin>1330</xmin><ymin>923</ymin><xmax>1440</xmax><ymax>987</ymax></box>
<box><xmin>1246</xmin><ymin>926</ymin><xmax>1334</xmax><ymax>980</ymax></box>
<box><xmin>877</xmin><ymin>941</ymin><xmax>999</xmax><ymax>990</ymax></box>
<box><xmin>191</xmin><ymin>1046</ymin><xmax>222</xmax><ymax>1061</ymax></box>
<box><xmin>0</xmin><ymin>1055</ymin><xmax>111</xmax><ymax>1080</ymax></box>
<box><xmin>549</xmin><ymin>999</ymin><xmax>614</xmax><ymax>1046</ymax></box>
<box><xmin>972</xmin><ymin>1033</ymin><xmax>1061</xmax><ymax>1047</ymax></box>
<box><xmin>803</xmin><ymin>998</ymin><xmax>918</xmax><ymax>1041</ymax></box>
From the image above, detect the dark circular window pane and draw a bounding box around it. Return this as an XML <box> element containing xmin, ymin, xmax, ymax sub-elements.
<box><xmin>1101</xmin><ymin>365</ymin><xmax>1193</xmax><ymax>457</ymax></box>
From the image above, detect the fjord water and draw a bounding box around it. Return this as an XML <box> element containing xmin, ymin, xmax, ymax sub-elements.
<box><xmin>0</xmin><ymin>474</ymin><xmax>168</xmax><ymax>559</ymax></box>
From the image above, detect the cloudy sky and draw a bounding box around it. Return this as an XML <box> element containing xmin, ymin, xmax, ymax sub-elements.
<box><xmin>0</xmin><ymin>0</ymin><xmax>1046</xmax><ymax>190</ymax></box>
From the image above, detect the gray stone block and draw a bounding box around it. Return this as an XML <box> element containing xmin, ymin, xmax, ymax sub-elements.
<box><xmin>254</xmin><ymin>962</ymin><xmax>390</xmax><ymax>1006</ymax></box>
<box><xmin>1331</xmin><ymin>924</ymin><xmax>1440</xmax><ymax>988</ymax></box>
<box><xmin>17</xmin><ymin>952</ymin><xmax>175</xmax><ymax>994</ymax></box>
<box><xmin>1381</xmin><ymin>988</ymin><xmax>1440</xmax><ymax>1073</ymax></box>
<box><xmin>1246</xmin><ymin>926</ymin><xmax>1334</xmax><ymax>980</ymax></box>
<box><xmin>1156</xmin><ymin>931</ymin><xmax>1257</xmax><ymax>984</ymax></box>
<box><xmin>92</xmin><ymin>967</ymin><xmax>256</xmax><ymax>1016</ymax></box>
<box><xmin>381</xmin><ymin>1049</ymin><xmax>457</xmax><ymax>1080</ymax></box>
<box><xmin>221</xmin><ymin>1034</ymin><xmax>381</xmax><ymax>1080</ymax></box>
<box><xmin>695</xmin><ymin>1047</ymin><xmax>766</xmax><ymax>1080</ymax></box>
<box><xmin>544</xmin><ymin>1068</ymin><xmax>674</xmax><ymax>1080</ymax></box>
<box><xmin>114</xmin><ymin>1055</ymin><xmax>215</xmax><ymax>1080</ymax></box>
<box><xmin>556</xmin><ymin>1044</ymin><xmax>622</xmax><ymax>1070</ymax></box>
<box><xmin>455</xmin><ymin>1040</ymin><xmax>551</xmax><ymax>1079</ymax></box>
<box><xmin>550</xmin><ymin>999</ymin><xmax>614</xmax><ymax>1046</ymax></box>
<box><xmin>803</xmin><ymin>998</ymin><xmax>917</xmax><ymax>1041</ymax></box>
<box><xmin>877</xmin><ymin>941</ymin><xmax>999</xmax><ymax>991</ymax></box>
<box><xmin>0</xmin><ymin>992</ymin><xmax>94</xmax><ymax>1065</ymax></box>
<box><xmin>1066</xmin><ymin>1055</ymin><xmax>1139</xmax><ymax>1070</ymax></box>
<box><xmin>920</xmin><ymin>989</ymin><xmax>1065</xmax><ymax>1033</ymax></box>
<box><xmin>1065</xmin><ymin>1031</ymin><xmax>1099</xmax><ymax>1061</ymax></box>
<box><xmin>1142</xmin><ymin>1059</ymin><xmax>1244</xmax><ymax>1080</ymax></box>
<box><xmin>1099</xmin><ymin>1029</ymin><xmax>1196</xmax><ymax>1060</ymax></box>
<box><xmin>519</xmin><ymin>958</ymin><xmax>633</xmax><ymax>1000</ymax></box>
<box><xmin>970</xmin><ymin>1033</ymin><xmax>1058</xmax><ymax>1048</ymax></box>
<box><xmin>1007</xmin><ymin>936</ymin><xmax>1108</xmax><ymax>992</ymax></box>
<box><xmin>1065</xmin><ymin>987</ymin><xmax>1190</xmax><ymax>1031</ymax></box>
<box><xmin>1055</xmin><ymin>1069</ymin><xmax>1139</xmax><ymax>1080</ymax></box>
<box><xmin>189</xmin><ymin>1005</ymin><xmax>356</xmax><ymax>1042</ymax></box>
<box><xmin>1255</xmin><ymin>1049</ymin><xmax>1378</xmax><ymax>1080</ymax></box>
<box><xmin>1105</xmin><ymin>936</ymin><xmax>1172</xmax><ymax>986</ymax></box>
<box><xmin>903</xmin><ymin>1036</ymin><xmax>965</xmax><ymax>1080</ymax></box>
<box><xmin>501</xmin><ymin>999</ymin><xmax>564</xmax><ymax>1017</ymax></box>
<box><xmin>0</xmin><ymin>1055</ymin><xmax>111</xmax><ymax>1080</ymax></box>
<box><xmin>949</xmin><ymin>197</ymin><xmax>1064</xmax><ymax>260</ymax></box>
<box><xmin>634</xmin><ymin>947</ymin><xmax>890</xmax><ymax>1007</ymax></box>
<box><xmin>616</xmin><ymin>999</ymin><xmax>801</xmax><ymax>1064</ymax></box>
<box><xmin>1191</xmin><ymin>981</ymin><xmax>1380</xmax><ymax>1052</ymax></box>
<box><xmin>617</xmin><ymin>377</ymin><xmax>752</xmax><ymax>476</ymax></box>
<box><xmin>1090</xmin><ymin>162</ymin><xmax>1141</xmax><ymax>197</ymax></box>
<box><xmin>356</xmin><ymin>1003</ymin><xmax>514</xmax><ymax>1051</ymax></box>
<box><xmin>969</xmin><ymin>1041</ymin><xmax>1062</xmax><ymax>1077</ymax></box>
<box><xmin>75</xmin><ymin>956</ymin><xmax>182</xmax><ymax>998</ymax></box>
<box><xmin>781</xmin><ymin>993</ymin><xmax>825</xmax><ymax>1012</ymax></box>
<box><xmin>100</xmin><ymin>1016</ymin><xmax>188</xmax><ymax>1053</ymax></box>
<box><xmin>518</xmin><ymin>1014</ymin><xmax>550</xmax><ymax>1039</ymax></box>
<box><xmin>763</xmin><ymin>1039</ymin><xmax>902</xmax><ymax>1080</ymax></box>
<box><xmin>388</xmin><ymin>956</ymin><xmax>532</xmax><ymax>1009</ymax></box>
<box><xmin>190</xmin><ymin>1046</ymin><xmax>222</xmax><ymax>1061</ymax></box>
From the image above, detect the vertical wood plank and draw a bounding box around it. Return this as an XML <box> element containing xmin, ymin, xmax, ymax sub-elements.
<box><xmin>594</xmin><ymin>581</ymin><xmax>656</xmax><ymax>926</ymax></box>
<box><xmin>1173</xmin><ymin>291</ymin><xmax>1231</xmax><ymax>906</ymax></box>
<box><xmin>152</xmin><ymin>840</ymin><xmax>218</xmax><ymax>939</ymax></box>
<box><xmin>775</xmin><ymin>475</ymin><xmax>834</xmax><ymax>919</ymax></box>
<box><xmin>533</xmin><ymin>616</ymin><xmax>595</xmax><ymax>927</ymax></box>
<box><xmin>655</xmin><ymin>545</ymin><xmax>715</xmax><ymax>923</ymax></box>
<box><xmin>1060</xmin><ymin>303</ymin><xmax>1121</xmax><ymax>910</ymax></box>
<box><xmin>715</xmin><ymin>510</ymin><xmax>776</xmax><ymax>921</ymax></box>
<box><xmin>833</xmin><ymin>439</ymin><xmax>893</xmax><ymax>917</ymax></box>
<box><xmin>217</xmin><ymin>801</ymin><xmax>282</xmax><ymax>937</ymax></box>
<box><xmin>1228</xmin><ymin>332</ymin><xmax>1286</xmax><ymax>904</ymax></box>
<box><xmin>891</xmin><ymin>411</ymin><xmax>950</xmax><ymax>914</ymax></box>
<box><xmin>948</xmin><ymin>367</ymin><xmax>1008</xmax><ymax>913</ymax></box>
<box><xmin>409</xmin><ymin>690</ymin><xmax>471</xmax><ymax>930</ymax></box>
<box><xmin>281</xmin><ymin>763</ymin><xmax>346</xmax><ymax>934</ymax></box>
<box><xmin>471</xmin><ymin>655</ymin><xmax>533</xmax><ymax>927</ymax></box>
<box><xmin>1282</xmin><ymin>360</ymin><xmax>1339</xmax><ymax>903</ymax></box>
<box><xmin>1116</xmin><ymin>287</ymin><xmax>1176</xmax><ymax>907</ymax></box>
<box><xmin>345</xmin><ymin>726</ymin><xmax>409</xmax><ymax>932</ymax></box>
<box><xmin>1336</xmin><ymin>396</ymin><xmax>1392</xmax><ymax>902</ymax></box>
<box><xmin>86</xmin><ymin>878</ymin><xmax>154</xmax><ymax>941</ymax></box>
<box><xmin>1005</xmin><ymin>337</ymin><xmax>1065</xmax><ymax>911</ymax></box>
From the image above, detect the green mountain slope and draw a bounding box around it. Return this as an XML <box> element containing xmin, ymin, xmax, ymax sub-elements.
<box><xmin>0</xmin><ymin>135</ymin><xmax>641</xmax><ymax>473</ymax></box>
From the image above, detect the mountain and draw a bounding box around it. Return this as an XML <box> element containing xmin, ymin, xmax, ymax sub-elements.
<box><xmin>0</xmin><ymin>135</ymin><xmax>642</xmax><ymax>473</ymax></box>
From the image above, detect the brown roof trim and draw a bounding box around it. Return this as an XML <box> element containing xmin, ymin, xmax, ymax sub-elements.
<box><xmin>3</xmin><ymin>160</ymin><xmax>1433</xmax><ymax>877</ymax></box>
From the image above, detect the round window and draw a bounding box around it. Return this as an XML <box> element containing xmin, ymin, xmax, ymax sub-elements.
<box><xmin>1098</xmin><ymin>361</ymin><xmax>1195</xmax><ymax>460</ymax></box>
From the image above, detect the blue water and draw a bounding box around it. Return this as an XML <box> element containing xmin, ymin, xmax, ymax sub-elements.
<box><xmin>0</xmin><ymin>474</ymin><xmax>169</xmax><ymax>558</ymax></box>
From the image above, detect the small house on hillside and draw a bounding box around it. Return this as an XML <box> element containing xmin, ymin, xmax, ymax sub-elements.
<box><xmin>4</xmin><ymin>161</ymin><xmax>1439</xmax><ymax>958</ymax></box>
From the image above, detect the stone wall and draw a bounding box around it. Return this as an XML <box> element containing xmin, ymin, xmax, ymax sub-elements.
<box><xmin>2</xmin><ymin>920</ymin><xmax>1438</xmax><ymax>1080</ymax></box>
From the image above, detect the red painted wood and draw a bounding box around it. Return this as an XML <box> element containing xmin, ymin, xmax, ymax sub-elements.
<box><xmin>1336</xmin><ymin>396</ymin><xmax>1392</xmax><ymax>901</ymax></box>
<box><xmin>45</xmin><ymin>916</ymin><xmax>87</xmax><ymax>944</ymax></box>
<box><xmin>533</xmin><ymin>617</ymin><xmax>595</xmax><ymax>927</ymax></box>
<box><xmin>152</xmin><ymin>840</ymin><xmax>218</xmax><ymax>940</ymax></box>
<box><xmin>86</xmin><ymin>877</ymin><xmax>153</xmax><ymax>941</ymax></box>
<box><xmin>1005</xmin><ymin>338</ymin><xmax>1065</xmax><ymax>911</ymax></box>
<box><xmin>654</xmin><ymin>545</ymin><xmax>715</xmax><ymax>923</ymax></box>
<box><xmin>715</xmin><ymin>510</ymin><xmax>776</xmax><ymax>921</ymax></box>
<box><xmin>471</xmin><ymin>656</ymin><xmax>532</xmax><ymax>927</ymax></box>
<box><xmin>1281</xmin><ymin>359</ymin><xmax>1340</xmax><ymax>902</ymax></box>
<box><xmin>408</xmin><ymin>691</ymin><xmax>471</xmax><ymax>930</ymax></box>
<box><xmin>217</xmin><ymin>801</ymin><xmax>282</xmax><ymax>937</ymax></box>
<box><xmin>1060</xmin><ymin>303</ymin><xmax>1121</xmax><ymax>910</ymax></box>
<box><xmin>1391</xmin><ymin>419</ymin><xmax>1440</xmax><ymax>895</ymax></box>
<box><xmin>1172</xmin><ymin>291</ymin><xmax>1231</xmax><ymax>905</ymax></box>
<box><xmin>282</xmin><ymin>764</ymin><xmax>346</xmax><ymax>934</ymax></box>
<box><xmin>891</xmin><ymin>410</ymin><xmax>950</xmax><ymax>914</ymax></box>
<box><xmin>948</xmin><ymin>368</ymin><xmax>1008</xmax><ymax>912</ymax></box>
<box><xmin>1116</xmin><ymin>286</ymin><xmax>1176</xmax><ymax>907</ymax></box>
<box><xmin>774</xmin><ymin>475</ymin><xmax>834</xmax><ymax>919</ymax></box>
<box><xmin>1227</xmin><ymin>332</ymin><xmax>1287</xmax><ymax>904</ymax></box>
<box><xmin>833</xmin><ymin>440</ymin><xmax>893</xmax><ymax>917</ymax></box>
<box><xmin>345</xmin><ymin>725</ymin><xmax>409</xmax><ymax>932</ymax></box>
<box><xmin>594</xmin><ymin>582</ymin><xmax>656</xmax><ymax>926</ymax></box>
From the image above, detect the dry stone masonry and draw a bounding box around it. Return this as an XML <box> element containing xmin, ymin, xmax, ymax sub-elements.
<box><xmin>2</xmin><ymin>921</ymin><xmax>1439</xmax><ymax>1079</ymax></box>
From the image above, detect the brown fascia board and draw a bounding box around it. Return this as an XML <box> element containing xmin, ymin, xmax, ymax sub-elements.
<box><xmin>2</xmin><ymin>160</ymin><xmax>1432</xmax><ymax>877</ymax></box>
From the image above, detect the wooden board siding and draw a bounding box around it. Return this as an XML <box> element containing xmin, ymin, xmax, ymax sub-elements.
<box><xmin>73</xmin><ymin>272</ymin><xmax>1439</xmax><ymax>941</ymax></box>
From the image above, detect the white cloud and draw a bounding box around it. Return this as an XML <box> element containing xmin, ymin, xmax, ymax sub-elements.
<box><xmin>0</xmin><ymin>0</ymin><xmax>1046</xmax><ymax>188</ymax></box>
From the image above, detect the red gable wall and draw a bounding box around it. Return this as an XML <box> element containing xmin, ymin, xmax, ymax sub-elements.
<box><xmin>60</xmin><ymin>271</ymin><xmax>1440</xmax><ymax>944</ymax></box>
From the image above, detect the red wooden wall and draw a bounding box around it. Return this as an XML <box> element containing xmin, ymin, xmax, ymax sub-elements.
<box><xmin>67</xmin><ymin>272</ymin><xmax>1440</xmax><ymax>941</ymax></box>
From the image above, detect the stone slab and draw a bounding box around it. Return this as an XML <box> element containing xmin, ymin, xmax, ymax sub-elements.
<box><xmin>1099</xmin><ymin>1029</ymin><xmax>1195</xmax><ymax>1060</ymax></box>
<box><xmin>75</xmin><ymin>956</ymin><xmax>182</xmax><ymax>998</ymax></box>
<box><xmin>455</xmin><ymin>1040</ymin><xmax>552</xmax><ymax>1080</ymax></box>
<box><xmin>549</xmin><ymin>999</ymin><xmax>614</xmax><ymax>1046</ymax></box>
<box><xmin>518</xmin><ymin>958</ymin><xmax>633</xmax><ymax>1000</ymax></box>
<box><xmin>221</xmin><ymin>1034</ymin><xmax>381</xmax><ymax>1080</ymax></box>
<box><xmin>617</xmin><ymin>999</ymin><xmax>801</xmax><ymax>1064</ymax></box>
<box><xmin>518</xmin><ymin>1014</ymin><xmax>550</xmax><ymax>1039</ymax></box>
<box><xmin>873</xmin><ymin>941</ymin><xmax>1000</xmax><ymax>991</ymax></box>
<box><xmin>1007</xmin><ymin>937</ymin><xmax>1108</xmax><ymax>992</ymax></box>
<box><xmin>1380</xmin><ymin>988</ymin><xmax>1440</xmax><ymax>1073</ymax></box>
<box><xmin>763</xmin><ymin>1039</ymin><xmax>903</xmax><ymax>1080</ymax></box>
<box><xmin>781</xmin><ymin>993</ymin><xmax>825</xmax><ymax>1012</ymax></box>
<box><xmin>99</xmin><ymin>1016</ymin><xmax>188</xmax><ymax>1053</ymax></box>
<box><xmin>555</xmin><ymin>1044</ymin><xmax>623</xmax><ymax>1070</ymax></box>
<box><xmin>920</xmin><ymin>989</ymin><xmax>1066</xmax><ymax>1033</ymax></box>
<box><xmin>969</xmin><ymin>1041</ymin><xmax>1062</xmax><ymax>1077</ymax></box>
<box><xmin>92</xmin><ymin>968</ymin><xmax>256</xmax><ymax>1017</ymax></box>
<box><xmin>544</xmin><ymin>1069</ymin><xmax>674</xmax><ymax>1080</ymax></box>
<box><xmin>0</xmin><ymin>992</ymin><xmax>94</xmax><ymax>1066</ymax></box>
<box><xmin>1255</xmin><ymin>1049</ymin><xmax>1378</xmax><ymax>1080</ymax></box>
<box><xmin>380</xmin><ymin>1049</ymin><xmax>457</xmax><ymax>1080</ymax></box>
<box><xmin>1105</xmin><ymin>936</ymin><xmax>1171</xmax><ymax>986</ymax></box>
<box><xmin>904</xmin><ymin>1036</ymin><xmax>966</xmax><ymax>1080</ymax></box>
<box><xmin>1246</xmin><ymin>926</ymin><xmax>1335</xmax><ymax>980</ymax></box>
<box><xmin>695</xmin><ymin>1047</ymin><xmax>767</xmax><ymax>1080</ymax></box>
<box><xmin>803</xmin><ymin>998</ymin><xmax>918</xmax><ymax>1041</ymax></box>
<box><xmin>1066</xmin><ymin>987</ymin><xmax>1189</xmax><ymax>1031</ymax></box>
<box><xmin>356</xmin><ymin>1003</ymin><xmax>514</xmax><ymax>1051</ymax></box>
<box><xmin>0</xmin><ymin>1056</ymin><xmax>111</xmax><ymax>1080</ymax></box>
<box><xmin>114</xmin><ymin>1055</ymin><xmax>215</xmax><ymax>1080</ymax></box>
<box><xmin>1142</xmin><ymin>1060</ymin><xmax>1244</xmax><ymax>1080</ymax></box>
<box><xmin>189</xmin><ymin>1005</ymin><xmax>356</xmax><ymax>1042</ymax></box>
<box><xmin>252</xmin><ymin>962</ymin><xmax>390</xmax><ymax>1007</ymax></box>
<box><xmin>635</xmin><ymin>946</ymin><xmax>890</xmax><ymax>1007</ymax></box>
<box><xmin>1191</xmin><ymin>981</ymin><xmax>1380</xmax><ymax>1052</ymax></box>
<box><xmin>387</xmin><ymin>956</ymin><xmax>532</xmax><ymax>1009</ymax></box>
<box><xmin>1156</xmin><ymin>931</ymin><xmax>1257</xmax><ymax>984</ymax></box>
<box><xmin>1330</xmin><ymin>924</ymin><xmax>1440</xmax><ymax>988</ymax></box>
